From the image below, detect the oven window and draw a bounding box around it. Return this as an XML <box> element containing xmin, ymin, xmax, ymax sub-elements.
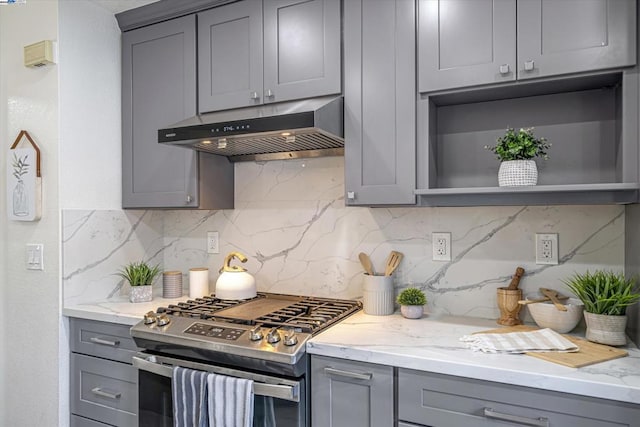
<box><xmin>138</xmin><ymin>370</ymin><xmax>306</xmax><ymax>426</ymax></box>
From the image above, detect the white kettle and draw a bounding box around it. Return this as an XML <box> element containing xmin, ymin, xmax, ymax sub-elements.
<box><xmin>215</xmin><ymin>251</ymin><xmax>257</xmax><ymax>300</ymax></box>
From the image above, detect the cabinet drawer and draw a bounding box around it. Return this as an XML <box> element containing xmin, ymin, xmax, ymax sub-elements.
<box><xmin>70</xmin><ymin>414</ymin><xmax>112</xmax><ymax>427</ymax></box>
<box><xmin>70</xmin><ymin>353</ymin><xmax>138</xmax><ymax>427</ymax></box>
<box><xmin>398</xmin><ymin>369</ymin><xmax>639</xmax><ymax>427</ymax></box>
<box><xmin>70</xmin><ymin>318</ymin><xmax>138</xmax><ymax>363</ymax></box>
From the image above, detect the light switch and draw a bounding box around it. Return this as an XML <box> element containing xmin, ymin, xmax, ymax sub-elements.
<box><xmin>26</xmin><ymin>243</ymin><xmax>44</xmax><ymax>270</ymax></box>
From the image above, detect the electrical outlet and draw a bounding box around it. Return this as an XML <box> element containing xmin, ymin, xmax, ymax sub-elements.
<box><xmin>535</xmin><ymin>233</ymin><xmax>558</xmax><ymax>265</ymax></box>
<box><xmin>432</xmin><ymin>232</ymin><xmax>451</xmax><ymax>261</ymax></box>
<box><xmin>207</xmin><ymin>231</ymin><xmax>219</xmax><ymax>254</ymax></box>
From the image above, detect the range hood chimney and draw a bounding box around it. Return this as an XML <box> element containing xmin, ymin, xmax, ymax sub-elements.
<box><xmin>158</xmin><ymin>96</ymin><xmax>344</xmax><ymax>162</ymax></box>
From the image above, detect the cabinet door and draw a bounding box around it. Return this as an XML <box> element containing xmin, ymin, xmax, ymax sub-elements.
<box><xmin>418</xmin><ymin>0</ymin><xmax>516</xmax><ymax>92</ymax></box>
<box><xmin>198</xmin><ymin>1</ymin><xmax>263</xmax><ymax>113</ymax></box>
<box><xmin>263</xmin><ymin>0</ymin><xmax>341</xmax><ymax>103</ymax></box>
<box><xmin>122</xmin><ymin>15</ymin><xmax>198</xmax><ymax>208</ymax></box>
<box><xmin>517</xmin><ymin>0</ymin><xmax>636</xmax><ymax>80</ymax></box>
<box><xmin>344</xmin><ymin>0</ymin><xmax>416</xmax><ymax>205</ymax></box>
<box><xmin>311</xmin><ymin>356</ymin><xmax>393</xmax><ymax>427</ymax></box>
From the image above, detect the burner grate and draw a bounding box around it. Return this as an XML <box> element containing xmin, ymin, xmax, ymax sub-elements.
<box><xmin>153</xmin><ymin>293</ymin><xmax>361</xmax><ymax>335</ymax></box>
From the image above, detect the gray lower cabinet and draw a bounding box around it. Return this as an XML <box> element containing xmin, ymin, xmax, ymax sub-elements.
<box><xmin>198</xmin><ymin>0</ymin><xmax>341</xmax><ymax>113</ymax></box>
<box><xmin>70</xmin><ymin>318</ymin><xmax>139</xmax><ymax>427</ymax></box>
<box><xmin>398</xmin><ymin>368</ymin><xmax>640</xmax><ymax>427</ymax></box>
<box><xmin>343</xmin><ymin>0</ymin><xmax>416</xmax><ymax>205</ymax></box>
<box><xmin>311</xmin><ymin>355</ymin><xmax>393</xmax><ymax>427</ymax></box>
<box><xmin>122</xmin><ymin>14</ymin><xmax>233</xmax><ymax>209</ymax></box>
<box><xmin>418</xmin><ymin>0</ymin><xmax>636</xmax><ymax>92</ymax></box>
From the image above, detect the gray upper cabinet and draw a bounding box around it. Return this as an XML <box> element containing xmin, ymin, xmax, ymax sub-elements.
<box><xmin>122</xmin><ymin>14</ymin><xmax>234</xmax><ymax>209</ymax></box>
<box><xmin>419</xmin><ymin>0</ymin><xmax>636</xmax><ymax>93</ymax></box>
<box><xmin>198</xmin><ymin>0</ymin><xmax>341</xmax><ymax>113</ymax></box>
<box><xmin>517</xmin><ymin>0</ymin><xmax>636</xmax><ymax>80</ymax></box>
<box><xmin>198</xmin><ymin>1</ymin><xmax>263</xmax><ymax>112</ymax></box>
<box><xmin>311</xmin><ymin>356</ymin><xmax>394</xmax><ymax>427</ymax></box>
<box><xmin>418</xmin><ymin>0</ymin><xmax>516</xmax><ymax>93</ymax></box>
<box><xmin>344</xmin><ymin>0</ymin><xmax>416</xmax><ymax>205</ymax></box>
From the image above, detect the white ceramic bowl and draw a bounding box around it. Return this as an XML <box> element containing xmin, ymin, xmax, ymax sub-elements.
<box><xmin>526</xmin><ymin>297</ymin><xmax>584</xmax><ymax>333</ymax></box>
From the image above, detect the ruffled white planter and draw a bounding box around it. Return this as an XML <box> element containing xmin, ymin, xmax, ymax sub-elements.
<box><xmin>498</xmin><ymin>160</ymin><xmax>538</xmax><ymax>187</ymax></box>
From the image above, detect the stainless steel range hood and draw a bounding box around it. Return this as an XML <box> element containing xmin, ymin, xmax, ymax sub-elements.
<box><xmin>158</xmin><ymin>96</ymin><xmax>344</xmax><ymax>162</ymax></box>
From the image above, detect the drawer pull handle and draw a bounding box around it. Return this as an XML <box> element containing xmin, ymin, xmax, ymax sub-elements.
<box><xmin>89</xmin><ymin>337</ymin><xmax>120</xmax><ymax>347</ymax></box>
<box><xmin>91</xmin><ymin>387</ymin><xmax>121</xmax><ymax>400</ymax></box>
<box><xmin>323</xmin><ymin>367</ymin><xmax>372</xmax><ymax>381</ymax></box>
<box><xmin>484</xmin><ymin>408</ymin><xmax>549</xmax><ymax>427</ymax></box>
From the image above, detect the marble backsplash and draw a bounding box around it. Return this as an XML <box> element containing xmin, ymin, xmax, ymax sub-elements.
<box><xmin>62</xmin><ymin>157</ymin><xmax>624</xmax><ymax>319</ymax></box>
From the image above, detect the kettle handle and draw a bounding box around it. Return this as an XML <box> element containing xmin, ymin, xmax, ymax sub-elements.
<box><xmin>220</xmin><ymin>251</ymin><xmax>248</xmax><ymax>273</ymax></box>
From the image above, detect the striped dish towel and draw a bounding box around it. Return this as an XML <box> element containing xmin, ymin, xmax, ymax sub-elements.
<box><xmin>173</xmin><ymin>366</ymin><xmax>209</xmax><ymax>427</ymax></box>
<box><xmin>207</xmin><ymin>373</ymin><xmax>254</xmax><ymax>427</ymax></box>
<box><xmin>460</xmin><ymin>328</ymin><xmax>579</xmax><ymax>354</ymax></box>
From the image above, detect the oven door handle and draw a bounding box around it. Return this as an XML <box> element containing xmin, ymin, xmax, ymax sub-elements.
<box><xmin>132</xmin><ymin>356</ymin><xmax>300</xmax><ymax>402</ymax></box>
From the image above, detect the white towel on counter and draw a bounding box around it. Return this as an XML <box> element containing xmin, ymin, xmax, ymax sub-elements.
<box><xmin>173</xmin><ymin>366</ymin><xmax>209</xmax><ymax>427</ymax></box>
<box><xmin>207</xmin><ymin>373</ymin><xmax>254</xmax><ymax>427</ymax></box>
<box><xmin>460</xmin><ymin>328</ymin><xmax>579</xmax><ymax>354</ymax></box>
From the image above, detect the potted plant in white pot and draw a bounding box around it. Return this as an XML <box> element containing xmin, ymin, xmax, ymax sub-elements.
<box><xmin>117</xmin><ymin>261</ymin><xmax>161</xmax><ymax>303</ymax></box>
<box><xmin>397</xmin><ymin>287</ymin><xmax>427</xmax><ymax>319</ymax></box>
<box><xmin>485</xmin><ymin>127</ymin><xmax>550</xmax><ymax>187</ymax></box>
<box><xmin>563</xmin><ymin>270</ymin><xmax>640</xmax><ymax>346</ymax></box>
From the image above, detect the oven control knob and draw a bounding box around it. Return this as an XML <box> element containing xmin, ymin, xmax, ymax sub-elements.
<box><xmin>283</xmin><ymin>330</ymin><xmax>298</xmax><ymax>346</ymax></box>
<box><xmin>143</xmin><ymin>311</ymin><xmax>157</xmax><ymax>324</ymax></box>
<box><xmin>156</xmin><ymin>314</ymin><xmax>171</xmax><ymax>327</ymax></box>
<box><xmin>266</xmin><ymin>328</ymin><xmax>281</xmax><ymax>344</ymax></box>
<box><xmin>249</xmin><ymin>325</ymin><xmax>264</xmax><ymax>341</ymax></box>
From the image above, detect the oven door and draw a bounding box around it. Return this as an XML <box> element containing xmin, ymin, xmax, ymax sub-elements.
<box><xmin>133</xmin><ymin>353</ymin><xmax>306</xmax><ymax>427</ymax></box>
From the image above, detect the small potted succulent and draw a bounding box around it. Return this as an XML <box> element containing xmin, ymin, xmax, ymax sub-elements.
<box><xmin>116</xmin><ymin>261</ymin><xmax>161</xmax><ymax>303</ymax></box>
<box><xmin>563</xmin><ymin>270</ymin><xmax>640</xmax><ymax>346</ymax></box>
<box><xmin>397</xmin><ymin>287</ymin><xmax>427</xmax><ymax>319</ymax></box>
<box><xmin>485</xmin><ymin>127</ymin><xmax>550</xmax><ymax>187</ymax></box>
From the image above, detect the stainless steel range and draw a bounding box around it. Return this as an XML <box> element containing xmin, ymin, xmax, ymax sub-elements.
<box><xmin>130</xmin><ymin>292</ymin><xmax>361</xmax><ymax>426</ymax></box>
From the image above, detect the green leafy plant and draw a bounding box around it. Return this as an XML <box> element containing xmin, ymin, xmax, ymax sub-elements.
<box><xmin>397</xmin><ymin>287</ymin><xmax>427</xmax><ymax>306</ymax></box>
<box><xmin>485</xmin><ymin>127</ymin><xmax>550</xmax><ymax>162</ymax></box>
<box><xmin>563</xmin><ymin>270</ymin><xmax>640</xmax><ymax>315</ymax></box>
<box><xmin>116</xmin><ymin>261</ymin><xmax>161</xmax><ymax>287</ymax></box>
<box><xmin>12</xmin><ymin>153</ymin><xmax>29</xmax><ymax>181</ymax></box>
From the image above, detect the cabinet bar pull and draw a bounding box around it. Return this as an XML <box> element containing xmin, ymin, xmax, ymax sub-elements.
<box><xmin>89</xmin><ymin>337</ymin><xmax>119</xmax><ymax>347</ymax></box>
<box><xmin>323</xmin><ymin>367</ymin><xmax>372</xmax><ymax>381</ymax></box>
<box><xmin>265</xmin><ymin>89</ymin><xmax>274</xmax><ymax>98</ymax></box>
<box><xmin>250</xmin><ymin>91</ymin><xmax>259</xmax><ymax>100</ymax></box>
<box><xmin>91</xmin><ymin>387</ymin><xmax>121</xmax><ymax>400</ymax></box>
<box><xmin>484</xmin><ymin>408</ymin><xmax>549</xmax><ymax>427</ymax></box>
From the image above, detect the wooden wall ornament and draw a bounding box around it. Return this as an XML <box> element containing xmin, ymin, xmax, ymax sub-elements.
<box><xmin>7</xmin><ymin>130</ymin><xmax>42</xmax><ymax>221</ymax></box>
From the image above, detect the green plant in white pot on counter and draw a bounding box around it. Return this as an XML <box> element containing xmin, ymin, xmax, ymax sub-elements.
<box><xmin>397</xmin><ymin>287</ymin><xmax>427</xmax><ymax>319</ymax></box>
<box><xmin>117</xmin><ymin>261</ymin><xmax>161</xmax><ymax>303</ymax></box>
<box><xmin>485</xmin><ymin>127</ymin><xmax>550</xmax><ymax>187</ymax></box>
<box><xmin>563</xmin><ymin>270</ymin><xmax>640</xmax><ymax>346</ymax></box>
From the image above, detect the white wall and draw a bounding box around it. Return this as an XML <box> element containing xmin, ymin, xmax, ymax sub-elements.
<box><xmin>0</xmin><ymin>1</ymin><xmax>60</xmax><ymax>426</ymax></box>
<box><xmin>59</xmin><ymin>0</ymin><xmax>122</xmax><ymax>209</ymax></box>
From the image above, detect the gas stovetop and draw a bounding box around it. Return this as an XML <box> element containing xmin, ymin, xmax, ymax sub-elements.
<box><xmin>130</xmin><ymin>292</ymin><xmax>361</xmax><ymax>369</ymax></box>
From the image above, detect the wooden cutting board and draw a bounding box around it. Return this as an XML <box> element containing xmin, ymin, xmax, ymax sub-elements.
<box><xmin>475</xmin><ymin>325</ymin><xmax>628</xmax><ymax>368</ymax></box>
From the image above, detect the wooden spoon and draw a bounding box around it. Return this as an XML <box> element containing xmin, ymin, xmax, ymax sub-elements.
<box><xmin>384</xmin><ymin>251</ymin><xmax>403</xmax><ymax>276</ymax></box>
<box><xmin>358</xmin><ymin>252</ymin><xmax>375</xmax><ymax>275</ymax></box>
<box><xmin>539</xmin><ymin>288</ymin><xmax>568</xmax><ymax>311</ymax></box>
<box><xmin>518</xmin><ymin>295</ymin><xmax>569</xmax><ymax>305</ymax></box>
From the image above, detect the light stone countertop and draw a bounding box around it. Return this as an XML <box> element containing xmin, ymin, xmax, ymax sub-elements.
<box><xmin>307</xmin><ymin>311</ymin><xmax>640</xmax><ymax>405</ymax></box>
<box><xmin>63</xmin><ymin>300</ymin><xmax>640</xmax><ymax>405</ymax></box>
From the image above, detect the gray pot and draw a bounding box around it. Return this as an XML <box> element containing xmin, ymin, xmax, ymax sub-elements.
<box><xmin>584</xmin><ymin>312</ymin><xmax>627</xmax><ymax>346</ymax></box>
<box><xmin>129</xmin><ymin>284</ymin><xmax>153</xmax><ymax>303</ymax></box>
<box><xmin>400</xmin><ymin>305</ymin><xmax>423</xmax><ymax>319</ymax></box>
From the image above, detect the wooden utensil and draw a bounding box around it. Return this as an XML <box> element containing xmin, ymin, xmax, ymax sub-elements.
<box><xmin>507</xmin><ymin>266</ymin><xmax>525</xmax><ymax>290</ymax></box>
<box><xmin>518</xmin><ymin>295</ymin><xmax>569</xmax><ymax>305</ymax></box>
<box><xmin>539</xmin><ymin>288</ymin><xmax>568</xmax><ymax>311</ymax></box>
<box><xmin>384</xmin><ymin>251</ymin><xmax>403</xmax><ymax>276</ymax></box>
<box><xmin>358</xmin><ymin>252</ymin><xmax>375</xmax><ymax>275</ymax></box>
